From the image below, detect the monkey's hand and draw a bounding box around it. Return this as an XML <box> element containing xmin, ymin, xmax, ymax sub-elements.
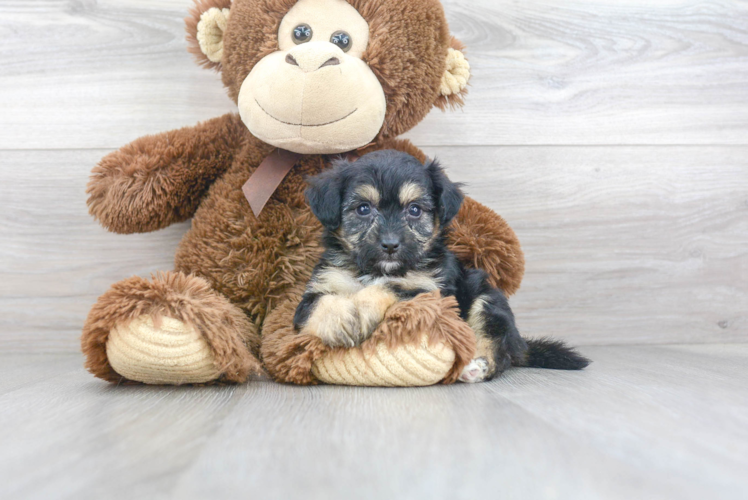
<box><xmin>448</xmin><ymin>197</ymin><xmax>525</xmax><ymax>296</ymax></box>
<box><xmin>87</xmin><ymin>113</ymin><xmax>254</xmax><ymax>234</ymax></box>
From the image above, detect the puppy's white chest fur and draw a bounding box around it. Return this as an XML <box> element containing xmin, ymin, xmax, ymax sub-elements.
<box><xmin>359</xmin><ymin>270</ymin><xmax>441</xmax><ymax>292</ymax></box>
<box><xmin>308</xmin><ymin>268</ymin><xmax>364</xmax><ymax>295</ymax></box>
<box><xmin>307</xmin><ymin>267</ymin><xmax>442</xmax><ymax>296</ymax></box>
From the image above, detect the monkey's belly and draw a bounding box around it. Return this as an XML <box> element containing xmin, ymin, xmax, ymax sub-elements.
<box><xmin>174</xmin><ymin>157</ymin><xmax>326</xmax><ymax>321</ymax></box>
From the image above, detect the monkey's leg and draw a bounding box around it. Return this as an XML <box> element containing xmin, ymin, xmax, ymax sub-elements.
<box><xmin>262</xmin><ymin>289</ymin><xmax>476</xmax><ymax>385</ymax></box>
<box><xmin>81</xmin><ymin>271</ymin><xmax>261</xmax><ymax>385</ymax></box>
<box><xmin>261</xmin><ymin>288</ymin><xmax>328</xmax><ymax>385</ymax></box>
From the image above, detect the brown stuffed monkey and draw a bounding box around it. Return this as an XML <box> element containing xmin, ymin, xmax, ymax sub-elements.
<box><xmin>81</xmin><ymin>0</ymin><xmax>525</xmax><ymax>386</ymax></box>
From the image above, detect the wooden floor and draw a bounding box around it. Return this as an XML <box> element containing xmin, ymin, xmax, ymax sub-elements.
<box><xmin>1</xmin><ymin>1</ymin><xmax>747</xmax><ymax>499</ymax></box>
<box><xmin>1</xmin><ymin>345</ymin><xmax>747</xmax><ymax>500</ymax></box>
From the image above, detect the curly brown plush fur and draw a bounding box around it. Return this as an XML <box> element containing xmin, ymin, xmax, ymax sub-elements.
<box><xmin>81</xmin><ymin>0</ymin><xmax>526</xmax><ymax>385</ymax></box>
<box><xmin>82</xmin><ymin>271</ymin><xmax>262</xmax><ymax>383</ymax></box>
<box><xmin>87</xmin><ymin>114</ymin><xmax>249</xmax><ymax>234</ymax></box>
<box><xmin>448</xmin><ymin>198</ymin><xmax>525</xmax><ymax>295</ymax></box>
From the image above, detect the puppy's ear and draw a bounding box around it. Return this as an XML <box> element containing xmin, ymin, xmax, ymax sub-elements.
<box><xmin>305</xmin><ymin>160</ymin><xmax>351</xmax><ymax>230</ymax></box>
<box><xmin>426</xmin><ymin>159</ymin><xmax>464</xmax><ymax>225</ymax></box>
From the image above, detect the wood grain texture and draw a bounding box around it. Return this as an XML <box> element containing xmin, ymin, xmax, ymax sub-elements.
<box><xmin>0</xmin><ymin>1</ymin><xmax>747</xmax><ymax>149</ymax></box>
<box><xmin>433</xmin><ymin>145</ymin><xmax>748</xmax><ymax>345</ymax></box>
<box><xmin>0</xmin><ymin>148</ymin><xmax>187</xmax><ymax>351</ymax></box>
<box><xmin>1</xmin><ymin>345</ymin><xmax>747</xmax><ymax>499</ymax></box>
<box><xmin>422</xmin><ymin>0</ymin><xmax>748</xmax><ymax>146</ymax></box>
<box><xmin>2</xmin><ymin>146</ymin><xmax>745</xmax><ymax>351</ymax></box>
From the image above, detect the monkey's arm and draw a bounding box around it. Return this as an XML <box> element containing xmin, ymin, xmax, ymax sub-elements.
<box><xmin>87</xmin><ymin>113</ymin><xmax>248</xmax><ymax>234</ymax></box>
<box><xmin>447</xmin><ymin>197</ymin><xmax>525</xmax><ymax>296</ymax></box>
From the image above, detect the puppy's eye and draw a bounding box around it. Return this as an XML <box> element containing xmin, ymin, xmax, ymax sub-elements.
<box><xmin>330</xmin><ymin>31</ymin><xmax>351</xmax><ymax>52</ymax></box>
<box><xmin>356</xmin><ymin>203</ymin><xmax>372</xmax><ymax>216</ymax></box>
<box><xmin>408</xmin><ymin>204</ymin><xmax>423</xmax><ymax>218</ymax></box>
<box><xmin>293</xmin><ymin>24</ymin><xmax>313</xmax><ymax>44</ymax></box>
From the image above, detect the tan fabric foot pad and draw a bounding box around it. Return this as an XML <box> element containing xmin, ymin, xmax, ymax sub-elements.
<box><xmin>311</xmin><ymin>334</ymin><xmax>455</xmax><ymax>387</ymax></box>
<box><xmin>106</xmin><ymin>315</ymin><xmax>221</xmax><ymax>385</ymax></box>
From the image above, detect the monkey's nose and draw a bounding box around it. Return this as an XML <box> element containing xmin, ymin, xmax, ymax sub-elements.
<box><xmin>286</xmin><ymin>54</ymin><xmax>340</xmax><ymax>71</ymax></box>
<box><xmin>285</xmin><ymin>54</ymin><xmax>299</xmax><ymax>66</ymax></box>
<box><xmin>286</xmin><ymin>42</ymin><xmax>344</xmax><ymax>73</ymax></box>
<box><xmin>381</xmin><ymin>237</ymin><xmax>400</xmax><ymax>255</ymax></box>
<box><xmin>319</xmin><ymin>57</ymin><xmax>340</xmax><ymax>68</ymax></box>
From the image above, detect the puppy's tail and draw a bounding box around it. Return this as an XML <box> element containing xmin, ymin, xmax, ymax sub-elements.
<box><xmin>520</xmin><ymin>338</ymin><xmax>590</xmax><ymax>370</ymax></box>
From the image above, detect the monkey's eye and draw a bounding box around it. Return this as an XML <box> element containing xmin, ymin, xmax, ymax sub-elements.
<box><xmin>408</xmin><ymin>204</ymin><xmax>423</xmax><ymax>218</ymax></box>
<box><xmin>356</xmin><ymin>203</ymin><xmax>372</xmax><ymax>216</ymax></box>
<box><xmin>293</xmin><ymin>24</ymin><xmax>313</xmax><ymax>44</ymax></box>
<box><xmin>330</xmin><ymin>31</ymin><xmax>351</xmax><ymax>52</ymax></box>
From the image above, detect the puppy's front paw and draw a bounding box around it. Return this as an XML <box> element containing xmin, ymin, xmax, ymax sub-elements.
<box><xmin>302</xmin><ymin>295</ymin><xmax>362</xmax><ymax>348</ymax></box>
<box><xmin>353</xmin><ymin>285</ymin><xmax>399</xmax><ymax>338</ymax></box>
<box><xmin>459</xmin><ymin>357</ymin><xmax>490</xmax><ymax>383</ymax></box>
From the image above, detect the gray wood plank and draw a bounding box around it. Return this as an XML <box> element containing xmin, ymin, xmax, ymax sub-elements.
<box><xmin>170</xmin><ymin>344</ymin><xmax>748</xmax><ymax>500</ymax></box>
<box><xmin>0</xmin><ymin>149</ymin><xmax>187</xmax><ymax>351</ymax></box>
<box><xmin>0</xmin><ymin>0</ymin><xmax>747</xmax><ymax>149</ymax></box>
<box><xmin>1</xmin><ymin>345</ymin><xmax>746</xmax><ymax>499</ymax></box>
<box><xmin>487</xmin><ymin>344</ymin><xmax>748</xmax><ymax>497</ymax></box>
<box><xmin>434</xmin><ymin>145</ymin><xmax>748</xmax><ymax>345</ymax></box>
<box><xmin>0</xmin><ymin>355</ymin><xmax>242</xmax><ymax>500</ymax></box>
<box><xmin>2</xmin><ymin>146</ymin><xmax>745</xmax><ymax>351</ymax></box>
<box><xmin>0</xmin><ymin>353</ymin><xmax>83</xmax><ymax>396</ymax></box>
<box><xmin>420</xmin><ymin>0</ymin><xmax>748</xmax><ymax>146</ymax></box>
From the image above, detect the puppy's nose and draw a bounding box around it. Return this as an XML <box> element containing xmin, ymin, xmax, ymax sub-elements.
<box><xmin>381</xmin><ymin>236</ymin><xmax>400</xmax><ymax>255</ymax></box>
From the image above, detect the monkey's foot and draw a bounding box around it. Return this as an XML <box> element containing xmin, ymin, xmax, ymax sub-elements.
<box><xmin>262</xmin><ymin>289</ymin><xmax>476</xmax><ymax>386</ymax></box>
<box><xmin>82</xmin><ymin>272</ymin><xmax>261</xmax><ymax>385</ymax></box>
<box><xmin>106</xmin><ymin>315</ymin><xmax>221</xmax><ymax>384</ymax></box>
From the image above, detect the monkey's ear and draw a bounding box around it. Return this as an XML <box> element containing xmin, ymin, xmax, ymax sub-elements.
<box><xmin>426</xmin><ymin>158</ymin><xmax>464</xmax><ymax>225</ymax></box>
<box><xmin>435</xmin><ymin>37</ymin><xmax>471</xmax><ymax>110</ymax></box>
<box><xmin>186</xmin><ymin>1</ymin><xmax>232</xmax><ymax>70</ymax></box>
<box><xmin>305</xmin><ymin>161</ymin><xmax>351</xmax><ymax>230</ymax></box>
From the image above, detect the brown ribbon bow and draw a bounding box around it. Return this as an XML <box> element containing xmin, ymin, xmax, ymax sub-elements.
<box><xmin>242</xmin><ymin>144</ymin><xmax>376</xmax><ymax>217</ymax></box>
<box><xmin>242</xmin><ymin>148</ymin><xmax>303</xmax><ymax>217</ymax></box>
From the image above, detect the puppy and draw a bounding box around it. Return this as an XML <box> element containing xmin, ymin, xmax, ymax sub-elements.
<box><xmin>295</xmin><ymin>150</ymin><xmax>589</xmax><ymax>382</ymax></box>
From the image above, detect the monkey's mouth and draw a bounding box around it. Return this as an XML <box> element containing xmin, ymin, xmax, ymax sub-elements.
<box><xmin>255</xmin><ymin>99</ymin><xmax>358</xmax><ymax>128</ymax></box>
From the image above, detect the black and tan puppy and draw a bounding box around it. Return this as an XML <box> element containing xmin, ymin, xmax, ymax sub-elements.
<box><xmin>294</xmin><ymin>150</ymin><xmax>589</xmax><ymax>382</ymax></box>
